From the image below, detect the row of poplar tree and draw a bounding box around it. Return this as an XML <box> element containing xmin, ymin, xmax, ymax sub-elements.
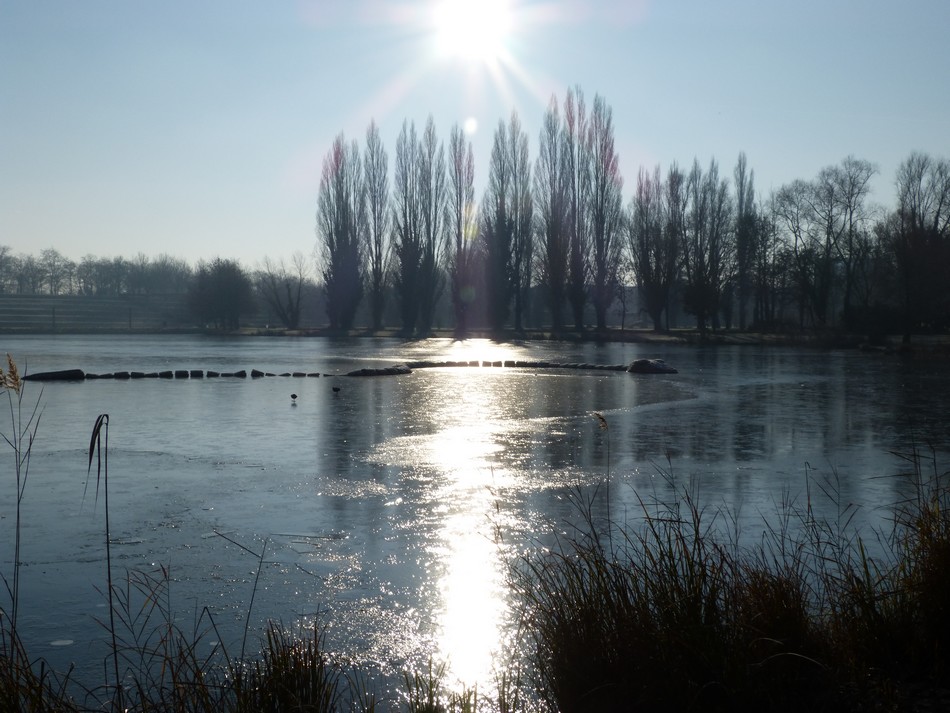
<box><xmin>316</xmin><ymin>86</ymin><xmax>950</xmax><ymax>341</ymax></box>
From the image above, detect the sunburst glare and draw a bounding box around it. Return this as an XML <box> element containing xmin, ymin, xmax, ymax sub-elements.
<box><xmin>345</xmin><ymin>0</ymin><xmax>555</xmax><ymax>137</ymax></box>
<box><xmin>432</xmin><ymin>0</ymin><xmax>512</xmax><ymax>65</ymax></box>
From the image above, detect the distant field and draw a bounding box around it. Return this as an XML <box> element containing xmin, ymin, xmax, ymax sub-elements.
<box><xmin>0</xmin><ymin>294</ymin><xmax>192</xmax><ymax>332</ymax></box>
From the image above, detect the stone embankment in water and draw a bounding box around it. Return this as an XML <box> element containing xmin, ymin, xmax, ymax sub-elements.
<box><xmin>23</xmin><ymin>359</ymin><xmax>676</xmax><ymax>382</ymax></box>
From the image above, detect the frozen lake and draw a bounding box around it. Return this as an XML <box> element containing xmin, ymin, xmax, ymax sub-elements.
<box><xmin>2</xmin><ymin>334</ymin><xmax>948</xmax><ymax>700</ymax></box>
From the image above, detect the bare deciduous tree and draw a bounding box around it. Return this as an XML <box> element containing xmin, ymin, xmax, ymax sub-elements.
<box><xmin>40</xmin><ymin>248</ymin><xmax>72</xmax><ymax>295</ymax></box>
<box><xmin>734</xmin><ymin>153</ymin><xmax>756</xmax><ymax>329</ymax></box>
<box><xmin>534</xmin><ymin>96</ymin><xmax>570</xmax><ymax>331</ymax></box>
<box><xmin>257</xmin><ymin>253</ymin><xmax>311</xmax><ymax>329</ymax></box>
<box><xmin>416</xmin><ymin>116</ymin><xmax>447</xmax><ymax>336</ymax></box>
<box><xmin>627</xmin><ymin>165</ymin><xmax>679</xmax><ymax>331</ymax></box>
<box><xmin>481</xmin><ymin>119</ymin><xmax>514</xmax><ymax>332</ymax></box>
<box><xmin>587</xmin><ymin>95</ymin><xmax>624</xmax><ymax>330</ymax></box>
<box><xmin>508</xmin><ymin>111</ymin><xmax>534</xmax><ymax>331</ymax></box>
<box><xmin>562</xmin><ymin>86</ymin><xmax>591</xmax><ymax>330</ymax></box>
<box><xmin>773</xmin><ymin>157</ymin><xmax>876</xmax><ymax>329</ymax></box>
<box><xmin>364</xmin><ymin>120</ymin><xmax>391</xmax><ymax>331</ymax></box>
<box><xmin>316</xmin><ymin>134</ymin><xmax>365</xmax><ymax>331</ymax></box>
<box><xmin>187</xmin><ymin>257</ymin><xmax>255</xmax><ymax>330</ymax></box>
<box><xmin>392</xmin><ymin>120</ymin><xmax>423</xmax><ymax>335</ymax></box>
<box><xmin>831</xmin><ymin>156</ymin><xmax>877</xmax><ymax>327</ymax></box>
<box><xmin>447</xmin><ymin>123</ymin><xmax>478</xmax><ymax>336</ymax></box>
<box><xmin>889</xmin><ymin>151</ymin><xmax>950</xmax><ymax>342</ymax></box>
<box><xmin>681</xmin><ymin>159</ymin><xmax>733</xmax><ymax>333</ymax></box>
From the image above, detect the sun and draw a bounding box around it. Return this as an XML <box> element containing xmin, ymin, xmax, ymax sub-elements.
<box><xmin>432</xmin><ymin>0</ymin><xmax>512</xmax><ymax>65</ymax></box>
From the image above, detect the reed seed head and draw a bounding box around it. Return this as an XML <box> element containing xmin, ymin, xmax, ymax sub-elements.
<box><xmin>1</xmin><ymin>353</ymin><xmax>21</xmax><ymax>394</ymax></box>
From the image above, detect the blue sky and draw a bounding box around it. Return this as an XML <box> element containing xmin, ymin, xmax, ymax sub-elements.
<box><xmin>2</xmin><ymin>0</ymin><xmax>948</xmax><ymax>267</ymax></box>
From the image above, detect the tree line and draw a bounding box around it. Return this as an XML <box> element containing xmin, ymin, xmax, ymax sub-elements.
<box><xmin>0</xmin><ymin>248</ymin><xmax>318</xmax><ymax>332</ymax></box>
<box><xmin>4</xmin><ymin>86</ymin><xmax>947</xmax><ymax>341</ymax></box>
<box><xmin>317</xmin><ymin>86</ymin><xmax>949</xmax><ymax>342</ymax></box>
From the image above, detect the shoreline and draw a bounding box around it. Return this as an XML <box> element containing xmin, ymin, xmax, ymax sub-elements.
<box><xmin>5</xmin><ymin>324</ymin><xmax>947</xmax><ymax>356</ymax></box>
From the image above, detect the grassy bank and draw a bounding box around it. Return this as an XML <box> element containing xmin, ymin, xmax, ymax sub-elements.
<box><xmin>514</xmin><ymin>459</ymin><xmax>950</xmax><ymax>712</ymax></box>
<box><xmin>3</xmin><ymin>356</ymin><xmax>950</xmax><ymax>711</ymax></box>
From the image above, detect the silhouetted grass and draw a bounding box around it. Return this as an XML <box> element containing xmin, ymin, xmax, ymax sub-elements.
<box><xmin>513</xmin><ymin>452</ymin><xmax>950</xmax><ymax>712</ymax></box>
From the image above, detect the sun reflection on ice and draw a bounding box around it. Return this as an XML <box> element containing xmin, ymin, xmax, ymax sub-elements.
<box><xmin>422</xmin><ymin>349</ymin><xmax>523</xmax><ymax>688</ymax></box>
<box><xmin>444</xmin><ymin>338</ymin><xmax>524</xmax><ymax>366</ymax></box>
<box><xmin>436</xmin><ymin>505</ymin><xmax>507</xmax><ymax>687</ymax></box>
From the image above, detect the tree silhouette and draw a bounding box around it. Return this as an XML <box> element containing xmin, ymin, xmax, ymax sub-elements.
<box><xmin>627</xmin><ymin>165</ymin><xmax>678</xmax><ymax>331</ymax></box>
<box><xmin>587</xmin><ymin>95</ymin><xmax>624</xmax><ymax>330</ymax></box>
<box><xmin>508</xmin><ymin>111</ymin><xmax>534</xmax><ymax>331</ymax></box>
<box><xmin>187</xmin><ymin>257</ymin><xmax>255</xmax><ymax>330</ymax></box>
<box><xmin>416</xmin><ymin>116</ymin><xmax>447</xmax><ymax>336</ymax></box>
<box><xmin>256</xmin><ymin>253</ymin><xmax>310</xmax><ymax>329</ymax></box>
<box><xmin>316</xmin><ymin>134</ymin><xmax>365</xmax><ymax>331</ymax></box>
<box><xmin>392</xmin><ymin>120</ymin><xmax>423</xmax><ymax>335</ymax></box>
<box><xmin>364</xmin><ymin>120</ymin><xmax>391</xmax><ymax>331</ymax></box>
<box><xmin>889</xmin><ymin>152</ymin><xmax>950</xmax><ymax>343</ymax></box>
<box><xmin>681</xmin><ymin>158</ymin><xmax>733</xmax><ymax>333</ymax></box>
<box><xmin>447</xmin><ymin>123</ymin><xmax>478</xmax><ymax>336</ymax></box>
<box><xmin>562</xmin><ymin>86</ymin><xmax>591</xmax><ymax>330</ymax></box>
<box><xmin>534</xmin><ymin>96</ymin><xmax>570</xmax><ymax>331</ymax></box>
<box><xmin>481</xmin><ymin>119</ymin><xmax>515</xmax><ymax>332</ymax></box>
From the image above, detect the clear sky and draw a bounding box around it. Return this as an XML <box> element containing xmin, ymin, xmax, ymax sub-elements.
<box><xmin>2</xmin><ymin>0</ymin><xmax>948</xmax><ymax>268</ymax></box>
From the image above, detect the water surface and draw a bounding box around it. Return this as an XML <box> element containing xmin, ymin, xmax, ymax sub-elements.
<box><xmin>1</xmin><ymin>334</ymin><xmax>947</xmax><ymax>700</ymax></box>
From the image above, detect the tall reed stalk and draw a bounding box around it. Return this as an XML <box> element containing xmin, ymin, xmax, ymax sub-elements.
<box><xmin>87</xmin><ymin>412</ymin><xmax>126</xmax><ymax>709</ymax></box>
<box><xmin>1</xmin><ymin>354</ymin><xmax>43</xmax><ymax>639</ymax></box>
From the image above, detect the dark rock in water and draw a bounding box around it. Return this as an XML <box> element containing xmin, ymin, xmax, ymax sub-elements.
<box><xmin>23</xmin><ymin>368</ymin><xmax>85</xmax><ymax>382</ymax></box>
<box><xmin>251</xmin><ymin>369</ymin><xmax>266</xmax><ymax>378</ymax></box>
<box><xmin>99</xmin><ymin>373</ymin><xmax>116</xmax><ymax>379</ymax></box>
<box><xmin>85</xmin><ymin>373</ymin><xmax>101</xmax><ymax>379</ymax></box>
<box><xmin>206</xmin><ymin>371</ymin><xmax>220</xmax><ymax>377</ymax></box>
<box><xmin>293</xmin><ymin>372</ymin><xmax>306</xmax><ymax>377</ymax></box>
<box><xmin>144</xmin><ymin>372</ymin><xmax>159</xmax><ymax>378</ymax></box>
<box><xmin>174</xmin><ymin>370</ymin><xmax>189</xmax><ymax>379</ymax></box>
<box><xmin>131</xmin><ymin>372</ymin><xmax>146</xmax><ymax>379</ymax></box>
<box><xmin>190</xmin><ymin>370</ymin><xmax>203</xmax><ymax>378</ymax></box>
<box><xmin>114</xmin><ymin>371</ymin><xmax>131</xmax><ymax>380</ymax></box>
<box><xmin>307</xmin><ymin>372</ymin><xmax>321</xmax><ymax>377</ymax></box>
<box><xmin>159</xmin><ymin>371</ymin><xmax>173</xmax><ymax>379</ymax></box>
<box><xmin>233</xmin><ymin>370</ymin><xmax>247</xmax><ymax>378</ymax></box>
<box><xmin>345</xmin><ymin>364</ymin><xmax>412</xmax><ymax>377</ymax></box>
<box><xmin>627</xmin><ymin>358</ymin><xmax>678</xmax><ymax>374</ymax></box>
<box><xmin>279</xmin><ymin>372</ymin><xmax>291</xmax><ymax>377</ymax></box>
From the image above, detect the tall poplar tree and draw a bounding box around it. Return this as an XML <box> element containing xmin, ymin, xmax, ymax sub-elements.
<box><xmin>316</xmin><ymin>134</ymin><xmax>364</xmax><ymax>331</ymax></box>
<box><xmin>447</xmin><ymin>123</ymin><xmax>478</xmax><ymax>335</ymax></box>
<box><xmin>562</xmin><ymin>86</ymin><xmax>591</xmax><ymax>330</ymax></box>
<box><xmin>364</xmin><ymin>120</ymin><xmax>390</xmax><ymax>331</ymax></box>
<box><xmin>417</xmin><ymin>116</ymin><xmax>447</xmax><ymax>335</ymax></box>
<box><xmin>392</xmin><ymin>121</ymin><xmax>422</xmax><ymax>335</ymax></box>
<box><xmin>534</xmin><ymin>96</ymin><xmax>570</xmax><ymax>331</ymax></box>
<box><xmin>480</xmin><ymin>119</ymin><xmax>514</xmax><ymax>332</ymax></box>
<box><xmin>587</xmin><ymin>94</ymin><xmax>624</xmax><ymax>330</ymax></box>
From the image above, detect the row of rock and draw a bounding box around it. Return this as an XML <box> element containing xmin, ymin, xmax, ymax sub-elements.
<box><xmin>402</xmin><ymin>358</ymin><xmax>678</xmax><ymax>374</ymax></box>
<box><xmin>404</xmin><ymin>359</ymin><xmax>629</xmax><ymax>371</ymax></box>
<box><xmin>24</xmin><ymin>369</ymin><xmax>323</xmax><ymax>381</ymax></box>
<box><xmin>23</xmin><ymin>358</ymin><xmax>676</xmax><ymax>382</ymax></box>
<box><xmin>345</xmin><ymin>365</ymin><xmax>413</xmax><ymax>377</ymax></box>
